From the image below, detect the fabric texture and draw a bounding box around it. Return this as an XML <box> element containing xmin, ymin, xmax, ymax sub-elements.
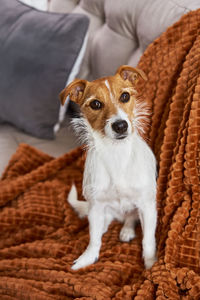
<box><xmin>0</xmin><ymin>8</ymin><xmax>200</xmax><ymax>299</ymax></box>
<box><xmin>1</xmin><ymin>0</ymin><xmax>198</xmax><ymax>178</ymax></box>
<box><xmin>0</xmin><ymin>0</ymin><xmax>89</xmax><ymax>139</ymax></box>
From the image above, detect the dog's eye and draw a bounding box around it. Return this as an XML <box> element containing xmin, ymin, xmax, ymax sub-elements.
<box><xmin>89</xmin><ymin>100</ymin><xmax>103</xmax><ymax>110</ymax></box>
<box><xmin>120</xmin><ymin>92</ymin><xmax>130</xmax><ymax>103</ymax></box>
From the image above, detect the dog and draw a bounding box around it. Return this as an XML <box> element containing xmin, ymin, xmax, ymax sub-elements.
<box><xmin>60</xmin><ymin>65</ymin><xmax>157</xmax><ymax>271</ymax></box>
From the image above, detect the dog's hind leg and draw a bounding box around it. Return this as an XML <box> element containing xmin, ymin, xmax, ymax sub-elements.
<box><xmin>120</xmin><ymin>210</ymin><xmax>138</xmax><ymax>242</ymax></box>
<box><xmin>67</xmin><ymin>184</ymin><xmax>89</xmax><ymax>218</ymax></box>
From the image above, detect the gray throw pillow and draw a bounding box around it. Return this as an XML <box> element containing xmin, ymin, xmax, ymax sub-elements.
<box><xmin>0</xmin><ymin>0</ymin><xmax>89</xmax><ymax>139</ymax></box>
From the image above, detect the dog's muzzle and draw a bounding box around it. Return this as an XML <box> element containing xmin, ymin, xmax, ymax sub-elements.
<box><xmin>111</xmin><ymin>120</ymin><xmax>128</xmax><ymax>139</ymax></box>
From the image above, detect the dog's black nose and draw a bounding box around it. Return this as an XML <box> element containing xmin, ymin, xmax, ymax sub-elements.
<box><xmin>112</xmin><ymin>120</ymin><xmax>128</xmax><ymax>134</ymax></box>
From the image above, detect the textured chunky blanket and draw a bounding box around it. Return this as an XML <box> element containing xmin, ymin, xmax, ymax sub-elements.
<box><xmin>0</xmin><ymin>9</ymin><xmax>200</xmax><ymax>299</ymax></box>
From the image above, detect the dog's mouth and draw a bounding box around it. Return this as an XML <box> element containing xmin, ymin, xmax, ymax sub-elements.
<box><xmin>115</xmin><ymin>134</ymin><xmax>128</xmax><ymax>140</ymax></box>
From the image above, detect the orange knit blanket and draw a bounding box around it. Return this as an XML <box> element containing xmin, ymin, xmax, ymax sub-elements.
<box><xmin>0</xmin><ymin>9</ymin><xmax>200</xmax><ymax>299</ymax></box>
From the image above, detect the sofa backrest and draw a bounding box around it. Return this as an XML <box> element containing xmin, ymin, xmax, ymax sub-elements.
<box><xmin>22</xmin><ymin>0</ymin><xmax>200</xmax><ymax>80</ymax></box>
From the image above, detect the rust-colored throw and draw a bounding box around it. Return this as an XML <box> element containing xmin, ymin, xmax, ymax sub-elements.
<box><xmin>0</xmin><ymin>9</ymin><xmax>200</xmax><ymax>299</ymax></box>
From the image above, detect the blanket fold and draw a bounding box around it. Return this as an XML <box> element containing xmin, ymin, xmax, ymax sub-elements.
<box><xmin>0</xmin><ymin>8</ymin><xmax>200</xmax><ymax>299</ymax></box>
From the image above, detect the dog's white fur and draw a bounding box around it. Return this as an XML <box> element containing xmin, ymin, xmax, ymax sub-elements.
<box><xmin>68</xmin><ymin>98</ymin><xmax>157</xmax><ymax>271</ymax></box>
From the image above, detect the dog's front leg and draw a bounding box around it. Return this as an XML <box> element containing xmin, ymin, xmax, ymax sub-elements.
<box><xmin>139</xmin><ymin>201</ymin><xmax>157</xmax><ymax>269</ymax></box>
<box><xmin>72</xmin><ymin>203</ymin><xmax>105</xmax><ymax>270</ymax></box>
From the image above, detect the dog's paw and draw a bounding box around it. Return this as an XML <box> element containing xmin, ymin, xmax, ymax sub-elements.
<box><xmin>71</xmin><ymin>249</ymin><xmax>99</xmax><ymax>270</ymax></box>
<box><xmin>144</xmin><ymin>256</ymin><xmax>157</xmax><ymax>269</ymax></box>
<box><xmin>120</xmin><ymin>227</ymin><xmax>135</xmax><ymax>242</ymax></box>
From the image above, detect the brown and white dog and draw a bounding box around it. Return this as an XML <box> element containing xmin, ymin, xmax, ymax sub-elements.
<box><xmin>60</xmin><ymin>65</ymin><xmax>157</xmax><ymax>270</ymax></box>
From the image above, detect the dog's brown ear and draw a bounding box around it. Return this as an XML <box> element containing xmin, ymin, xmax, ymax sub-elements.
<box><xmin>116</xmin><ymin>65</ymin><xmax>147</xmax><ymax>84</ymax></box>
<box><xmin>59</xmin><ymin>79</ymin><xmax>87</xmax><ymax>106</ymax></box>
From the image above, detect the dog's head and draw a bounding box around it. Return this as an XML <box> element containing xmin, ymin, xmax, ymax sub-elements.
<box><xmin>60</xmin><ymin>65</ymin><xmax>147</xmax><ymax>141</ymax></box>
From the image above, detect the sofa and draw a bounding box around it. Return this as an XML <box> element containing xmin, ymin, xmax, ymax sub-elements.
<box><xmin>0</xmin><ymin>0</ymin><xmax>199</xmax><ymax>176</ymax></box>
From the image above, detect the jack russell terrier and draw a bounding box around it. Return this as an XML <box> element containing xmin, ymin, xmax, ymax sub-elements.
<box><xmin>60</xmin><ymin>65</ymin><xmax>157</xmax><ymax>271</ymax></box>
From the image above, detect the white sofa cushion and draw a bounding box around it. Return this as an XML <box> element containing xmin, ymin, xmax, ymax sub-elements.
<box><xmin>19</xmin><ymin>0</ymin><xmax>48</xmax><ymax>11</ymax></box>
<box><xmin>0</xmin><ymin>121</ymin><xmax>79</xmax><ymax>176</ymax></box>
<box><xmin>50</xmin><ymin>0</ymin><xmax>200</xmax><ymax>79</ymax></box>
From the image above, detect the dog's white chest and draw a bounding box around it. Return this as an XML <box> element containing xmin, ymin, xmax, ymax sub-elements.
<box><xmin>83</xmin><ymin>133</ymin><xmax>156</xmax><ymax>216</ymax></box>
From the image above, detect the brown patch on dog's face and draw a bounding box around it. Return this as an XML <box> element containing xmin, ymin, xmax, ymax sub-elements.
<box><xmin>80</xmin><ymin>79</ymin><xmax>117</xmax><ymax>133</ymax></box>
